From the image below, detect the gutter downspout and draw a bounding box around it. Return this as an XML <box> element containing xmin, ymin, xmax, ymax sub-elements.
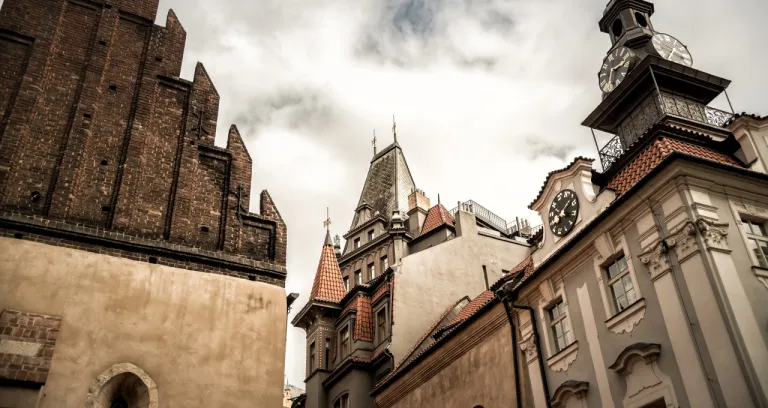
<box><xmin>497</xmin><ymin>285</ymin><xmax>552</xmax><ymax>408</ymax></box>
<box><xmin>501</xmin><ymin>297</ymin><xmax>523</xmax><ymax>408</ymax></box>
<box><xmin>512</xmin><ymin>303</ymin><xmax>552</xmax><ymax>408</ymax></box>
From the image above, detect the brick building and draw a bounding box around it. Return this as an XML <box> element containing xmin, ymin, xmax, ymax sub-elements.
<box><xmin>0</xmin><ymin>0</ymin><xmax>289</xmax><ymax>406</ymax></box>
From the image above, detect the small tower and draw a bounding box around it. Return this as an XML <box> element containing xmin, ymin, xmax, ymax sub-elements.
<box><xmin>600</xmin><ymin>0</ymin><xmax>655</xmax><ymax>50</ymax></box>
<box><xmin>291</xmin><ymin>230</ymin><xmax>346</xmax><ymax>408</ymax></box>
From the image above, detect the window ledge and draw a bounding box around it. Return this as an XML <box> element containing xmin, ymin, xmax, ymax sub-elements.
<box><xmin>546</xmin><ymin>341</ymin><xmax>578</xmax><ymax>373</ymax></box>
<box><xmin>753</xmin><ymin>266</ymin><xmax>768</xmax><ymax>291</ymax></box>
<box><xmin>605</xmin><ymin>298</ymin><xmax>646</xmax><ymax>335</ymax></box>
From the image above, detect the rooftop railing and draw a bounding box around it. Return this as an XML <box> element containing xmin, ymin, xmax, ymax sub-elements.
<box><xmin>598</xmin><ymin>92</ymin><xmax>734</xmax><ymax>171</ymax></box>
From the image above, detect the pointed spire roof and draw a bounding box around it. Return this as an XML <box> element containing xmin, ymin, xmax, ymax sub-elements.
<box><xmin>310</xmin><ymin>232</ymin><xmax>346</xmax><ymax>303</ymax></box>
<box><xmin>349</xmin><ymin>142</ymin><xmax>416</xmax><ymax>231</ymax></box>
<box><xmin>421</xmin><ymin>203</ymin><xmax>455</xmax><ymax>235</ymax></box>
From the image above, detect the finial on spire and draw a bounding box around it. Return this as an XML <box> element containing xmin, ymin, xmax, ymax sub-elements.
<box><xmin>438</xmin><ymin>194</ymin><xmax>441</xmax><ymax>205</ymax></box>
<box><xmin>372</xmin><ymin>129</ymin><xmax>377</xmax><ymax>155</ymax></box>
<box><xmin>392</xmin><ymin>115</ymin><xmax>397</xmax><ymax>143</ymax></box>
<box><xmin>323</xmin><ymin>207</ymin><xmax>331</xmax><ymax>232</ymax></box>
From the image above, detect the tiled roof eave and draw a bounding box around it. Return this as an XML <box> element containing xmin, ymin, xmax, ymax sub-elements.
<box><xmin>529</xmin><ymin>157</ymin><xmax>595</xmax><ymax>209</ymax></box>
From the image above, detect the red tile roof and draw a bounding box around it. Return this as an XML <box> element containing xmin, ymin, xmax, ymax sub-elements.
<box><xmin>398</xmin><ymin>297</ymin><xmax>469</xmax><ymax>369</ymax></box>
<box><xmin>372</xmin><ymin>282</ymin><xmax>389</xmax><ymax>303</ymax></box>
<box><xmin>607</xmin><ymin>138</ymin><xmax>742</xmax><ymax>195</ymax></box>
<box><xmin>309</xmin><ymin>240</ymin><xmax>346</xmax><ymax>303</ymax></box>
<box><xmin>353</xmin><ymin>296</ymin><xmax>374</xmax><ymax>342</ymax></box>
<box><xmin>420</xmin><ymin>203</ymin><xmax>455</xmax><ymax>235</ymax></box>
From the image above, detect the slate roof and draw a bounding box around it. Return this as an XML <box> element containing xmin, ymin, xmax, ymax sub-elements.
<box><xmin>349</xmin><ymin>143</ymin><xmax>416</xmax><ymax>230</ymax></box>
<box><xmin>309</xmin><ymin>231</ymin><xmax>346</xmax><ymax>303</ymax></box>
<box><xmin>607</xmin><ymin>137</ymin><xmax>742</xmax><ymax>195</ymax></box>
<box><xmin>420</xmin><ymin>203</ymin><xmax>455</xmax><ymax>235</ymax></box>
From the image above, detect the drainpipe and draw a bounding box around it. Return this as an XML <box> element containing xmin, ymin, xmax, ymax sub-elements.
<box><xmin>496</xmin><ymin>284</ymin><xmax>552</xmax><ymax>408</ymax></box>
<box><xmin>501</xmin><ymin>297</ymin><xmax>523</xmax><ymax>408</ymax></box>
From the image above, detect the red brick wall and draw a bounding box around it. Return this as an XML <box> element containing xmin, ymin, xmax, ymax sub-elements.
<box><xmin>0</xmin><ymin>0</ymin><xmax>286</xmax><ymax>273</ymax></box>
<box><xmin>0</xmin><ymin>309</ymin><xmax>61</xmax><ymax>384</ymax></box>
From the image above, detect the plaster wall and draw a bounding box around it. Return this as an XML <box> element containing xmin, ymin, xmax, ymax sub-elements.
<box><xmin>325</xmin><ymin>369</ymin><xmax>375</xmax><ymax>408</ymax></box>
<box><xmin>390</xmin><ymin>216</ymin><xmax>529</xmax><ymax>365</ymax></box>
<box><xmin>0</xmin><ymin>237</ymin><xmax>287</xmax><ymax>407</ymax></box>
<box><xmin>382</xmin><ymin>304</ymin><xmax>519</xmax><ymax>408</ymax></box>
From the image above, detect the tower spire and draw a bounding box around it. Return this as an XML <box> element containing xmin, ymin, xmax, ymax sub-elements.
<box><xmin>392</xmin><ymin>115</ymin><xmax>397</xmax><ymax>144</ymax></box>
<box><xmin>372</xmin><ymin>129</ymin><xmax>377</xmax><ymax>155</ymax></box>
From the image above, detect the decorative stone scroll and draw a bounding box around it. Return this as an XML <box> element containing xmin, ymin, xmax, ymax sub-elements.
<box><xmin>519</xmin><ymin>333</ymin><xmax>538</xmax><ymax>363</ymax></box>
<box><xmin>550</xmin><ymin>380</ymin><xmax>589</xmax><ymax>408</ymax></box>
<box><xmin>696</xmin><ymin>218</ymin><xmax>730</xmax><ymax>252</ymax></box>
<box><xmin>639</xmin><ymin>221</ymin><xmax>698</xmax><ymax>280</ymax></box>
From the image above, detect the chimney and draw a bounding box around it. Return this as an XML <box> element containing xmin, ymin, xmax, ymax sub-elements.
<box><xmin>407</xmin><ymin>189</ymin><xmax>430</xmax><ymax>235</ymax></box>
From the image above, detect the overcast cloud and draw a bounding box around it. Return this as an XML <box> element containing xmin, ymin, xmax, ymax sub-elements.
<box><xmin>149</xmin><ymin>0</ymin><xmax>766</xmax><ymax>387</ymax></box>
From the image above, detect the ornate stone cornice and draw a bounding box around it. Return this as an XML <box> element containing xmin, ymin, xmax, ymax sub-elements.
<box><xmin>550</xmin><ymin>380</ymin><xmax>589</xmax><ymax>408</ymax></box>
<box><xmin>639</xmin><ymin>221</ymin><xmax>698</xmax><ymax>279</ymax></box>
<box><xmin>696</xmin><ymin>218</ymin><xmax>730</xmax><ymax>253</ymax></box>
<box><xmin>609</xmin><ymin>343</ymin><xmax>661</xmax><ymax>376</ymax></box>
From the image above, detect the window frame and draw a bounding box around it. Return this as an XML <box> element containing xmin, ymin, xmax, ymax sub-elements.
<box><xmin>375</xmin><ymin>306</ymin><xmax>388</xmax><ymax>344</ymax></box>
<box><xmin>381</xmin><ymin>256</ymin><xmax>388</xmax><ymax>272</ymax></box>
<box><xmin>368</xmin><ymin>262</ymin><xmax>376</xmax><ymax>280</ymax></box>
<box><xmin>741</xmin><ymin>218</ymin><xmax>768</xmax><ymax>268</ymax></box>
<box><xmin>333</xmin><ymin>393</ymin><xmax>350</xmax><ymax>408</ymax></box>
<box><xmin>354</xmin><ymin>238</ymin><xmax>361</xmax><ymax>249</ymax></box>
<box><xmin>309</xmin><ymin>341</ymin><xmax>315</xmax><ymax>372</ymax></box>
<box><xmin>343</xmin><ymin>276</ymin><xmax>349</xmax><ymax>292</ymax></box>
<box><xmin>324</xmin><ymin>337</ymin><xmax>331</xmax><ymax>369</ymax></box>
<box><xmin>339</xmin><ymin>325</ymin><xmax>350</xmax><ymax>358</ymax></box>
<box><xmin>547</xmin><ymin>299</ymin><xmax>574</xmax><ymax>353</ymax></box>
<box><xmin>368</xmin><ymin>229</ymin><xmax>375</xmax><ymax>242</ymax></box>
<box><xmin>354</xmin><ymin>270</ymin><xmax>361</xmax><ymax>286</ymax></box>
<box><xmin>605</xmin><ymin>255</ymin><xmax>637</xmax><ymax>313</ymax></box>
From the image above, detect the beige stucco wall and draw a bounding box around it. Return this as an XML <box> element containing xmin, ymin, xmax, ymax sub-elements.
<box><xmin>380</xmin><ymin>304</ymin><xmax>523</xmax><ymax>408</ymax></box>
<box><xmin>390</xmin><ymin>211</ymin><xmax>529</xmax><ymax>365</ymax></box>
<box><xmin>0</xmin><ymin>237</ymin><xmax>286</xmax><ymax>407</ymax></box>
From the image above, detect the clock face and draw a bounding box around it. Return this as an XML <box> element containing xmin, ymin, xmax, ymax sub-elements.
<box><xmin>651</xmin><ymin>33</ymin><xmax>692</xmax><ymax>67</ymax></box>
<box><xmin>599</xmin><ymin>46</ymin><xmax>633</xmax><ymax>93</ymax></box>
<box><xmin>548</xmin><ymin>189</ymin><xmax>579</xmax><ymax>237</ymax></box>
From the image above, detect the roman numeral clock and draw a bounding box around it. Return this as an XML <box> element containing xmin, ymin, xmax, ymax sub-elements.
<box><xmin>548</xmin><ymin>189</ymin><xmax>579</xmax><ymax>237</ymax></box>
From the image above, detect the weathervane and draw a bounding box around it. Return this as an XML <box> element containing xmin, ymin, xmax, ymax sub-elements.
<box><xmin>323</xmin><ymin>207</ymin><xmax>331</xmax><ymax>231</ymax></box>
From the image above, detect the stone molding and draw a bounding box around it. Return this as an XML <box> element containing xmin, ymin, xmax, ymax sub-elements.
<box><xmin>520</xmin><ymin>333</ymin><xmax>538</xmax><ymax>364</ymax></box>
<box><xmin>546</xmin><ymin>341</ymin><xmax>578</xmax><ymax>373</ymax></box>
<box><xmin>609</xmin><ymin>343</ymin><xmax>661</xmax><ymax>375</ymax></box>
<box><xmin>639</xmin><ymin>221</ymin><xmax>697</xmax><ymax>280</ymax></box>
<box><xmin>550</xmin><ymin>380</ymin><xmax>589</xmax><ymax>408</ymax></box>
<box><xmin>605</xmin><ymin>298</ymin><xmax>646</xmax><ymax>335</ymax></box>
<box><xmin>84</xmin><ymin>363</ymin><xmax>158</xmax><ymax>408</ymax></box>
<box><xmin>696</xmin><ymin>218</ymin><xmax>730</xmax><ymax>253</ymax></box>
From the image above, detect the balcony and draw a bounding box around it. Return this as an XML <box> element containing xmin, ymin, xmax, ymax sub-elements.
<box><xmin>598</xmin><ymin>92</ymin><xmax>733</xmax><ymax>171</ymax></box>
<box><xmin>450</xmin><ymin>200</ymin><xmax>542</xmax><ymax>239</ymax></box>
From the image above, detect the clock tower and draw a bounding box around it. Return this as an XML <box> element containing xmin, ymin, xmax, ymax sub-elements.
<box><xmin>585</xmin><ymin>1</ymin><xmax>739</xmax><ymax>174</ymax></box>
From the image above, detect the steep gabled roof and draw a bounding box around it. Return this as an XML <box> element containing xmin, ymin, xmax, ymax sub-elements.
<box><xmin>420</xmin><ymin>203</ymin><xmax>455</xmax><ymax>235</ymax></box>
<box><xmin>349</xmin><ymin>143</ymin><xmax>416</xmax><ymax>230</ymax></box>
<box><xmin>309</xmin><ymin>231</ymin><xmax>346</xmax><ymax>303</ymax></box>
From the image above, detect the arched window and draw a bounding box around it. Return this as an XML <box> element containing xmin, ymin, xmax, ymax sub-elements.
<box><xmin>84</xmin><ymin>363</ymin><xmax>158</xmax><ymax>408</ymax></box>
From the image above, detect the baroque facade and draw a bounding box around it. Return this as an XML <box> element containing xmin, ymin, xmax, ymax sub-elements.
<box><xmin>370</xmin><ymin>1</ymin><xmax>768</xmax><ymax>408</ymax></box>
<box><xmin>0</xmin><ymin>0</ymin><xmax>289</xmax><ymax>406</ymax></box>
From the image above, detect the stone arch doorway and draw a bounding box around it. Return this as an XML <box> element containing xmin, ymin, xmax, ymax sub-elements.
<box><xmin>84</xmin><ymin>363</ymin><xmax>158</xmax><ymax>408</ymax></box>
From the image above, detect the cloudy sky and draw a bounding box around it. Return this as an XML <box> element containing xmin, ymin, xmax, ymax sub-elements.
<box><xmin>148</xmin><ymin>0</ymin><xmax>768</xmax><ymax>386</ymax></box>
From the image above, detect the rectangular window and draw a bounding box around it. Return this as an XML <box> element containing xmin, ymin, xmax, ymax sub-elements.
<box><xmin>368</xmin><ymin>229</ymin><xmax>375</xmax><ymax>242</ymax></box>
<box><xmin>340</xmin><ymin>326</ymin><xmax>349</xmax><ymax>357</ymax></box>
<box><xmin>343</xmin><ymin>276</ymin><xmax>349</xmax><ymax>291</ymax></box>
<box><xmin>354</xmin><ymin>270</ymin><xmax>361</xmax><ymax>286</ymax></box>
<box><xmin>309</xmin><ymin>342</ymin><xmax>315</xmax><ymax>371</ymax></box>
<box><xmin>376</xmin><ymin>308</ymin><xmax>387</xmax><ymax>343</ymax></box>
<box><xmin>548</xmin><ymin>300</ymin><xmax>573</xmax><ymax>353</ymax></box>
<box><xmin>606</xmin><ymin>255</ymin><xmax>636</xmax><ymax>312</ymax></box>
<box><xmin>368</xmin><ymin>262</ymin><xmax>376</xmax><ymax>280</ymax></box>
<box><xmin>742</xmin><ymin>219</ymin><xmax>768</xmax><ymax>267</ymax></box>
<box><xmin>325</xmin><ymin>337</ymin><xmax>331</xmax><ymax>369</ymax></box>
<box><xmin>354</xmin><ymin>238</ymin><xmax>361</xmax><ymax>249</ymax></box>
<box><xmin>381</xmin><ymin>256</ymin><xmax>388</xmax><ymax>272</ymax></box>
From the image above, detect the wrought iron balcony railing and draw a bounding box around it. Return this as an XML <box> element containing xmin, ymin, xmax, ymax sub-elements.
<box><xmin>450</xmin><ymin>200</ymin><xmax>509</xmax><ymax>234</ymax></box>
<box><xmin>598</xmin><ymin>92</ymin><xmax>733</xmax><ymax>171</ymax></box>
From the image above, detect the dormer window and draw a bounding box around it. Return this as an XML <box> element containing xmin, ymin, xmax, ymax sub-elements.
<box><xmin>354</xmin><ymin>238</ymin><xmax>361</xmax><ymax>249</ymax></box>
<box><xmin>368</xmin><ymin>229</ymin><xmax>375</xmax><ymax>242</ymax></box>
